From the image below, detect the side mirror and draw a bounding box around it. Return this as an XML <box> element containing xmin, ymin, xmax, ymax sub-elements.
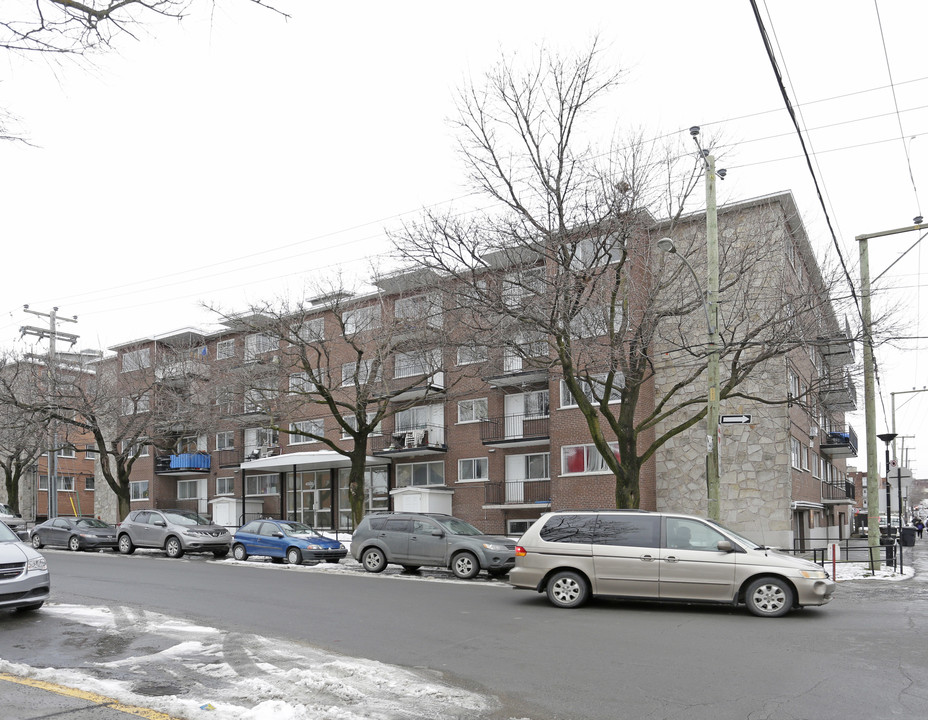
<box><xmin>154</xmin><ymin>520</ymin><xmax>167</xmax><ymax>527</ymax></box>
<box><xmin>273</xmin><ymin>532</ymin><xmax>284</xmax><ymax>538</ymax></box>
<box><xmin>717</xmin><ymin>540</ymin><xmax>734</xmax><ymax>553</ymax></box>
<box><xmin>432</xmin><ymin>530</ymin><xmax>445</xmax><ymax>538</ymax></box>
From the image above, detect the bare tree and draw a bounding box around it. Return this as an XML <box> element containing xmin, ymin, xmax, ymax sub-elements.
<box><xmin>2</xmin><ymin>0</ymin><xmax>288</xmax><ymax>55</ymax></box>
<box><xmin>212</xmin><ymin>273</ymin><xmax>459</xmax><ymax>526</ymax></box>
<box><xmin>0</xmin><ymin>359</ymin><xmax>46</xmax><ymax>515</ymax></box>
<box><xmin>392</xmin><ymin>43</ymin><xmax>858</xmax><ymax>509</ymax></box>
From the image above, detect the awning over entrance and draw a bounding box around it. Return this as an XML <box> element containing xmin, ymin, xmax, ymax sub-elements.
<box><xmin>239</xmin><ymin>451</ymin><xmax>390</xmax><ymax>473</ymax></box>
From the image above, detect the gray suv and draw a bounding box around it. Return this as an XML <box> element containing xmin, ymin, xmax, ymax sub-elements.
<box><xmin>0</xmin><ymin>520</ymin><xmax>49</xmax><ymax>612</ymax></box>
<box><xmin>351</xmin><ymin>512</ymin><xmax>516</xmax><ymax>579</ymax></box>
<box><xmin>509</xmin><ymin>510</ymin><xmax>836</xmax><ymax>617</ymax></box>
<box><xmin>118</xmin><ymin>509</ymin><xmax>231</xmax><ymax>559</ymax></box>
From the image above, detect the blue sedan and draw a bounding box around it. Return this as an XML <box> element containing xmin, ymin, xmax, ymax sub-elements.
<box><xmin>232</xmin><ymin>519</ymin><xmax>347</xmax><ymax>565</ymax></box>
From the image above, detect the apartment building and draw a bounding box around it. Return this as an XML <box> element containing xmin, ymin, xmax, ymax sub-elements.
<box><xmin>108</xmin><ymin>191</ymin><xmax>856</xmax><ymax>548</ymax></box>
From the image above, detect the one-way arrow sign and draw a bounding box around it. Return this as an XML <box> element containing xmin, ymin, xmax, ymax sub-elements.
<box><xmin>720</xmin><ymin>414</ymin><xmax>752</xmax><ymax>424</ymax></box>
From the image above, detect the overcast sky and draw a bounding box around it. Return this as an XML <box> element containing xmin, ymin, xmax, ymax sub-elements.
<box><xmin>2</xmin><ymin>0</ymin><xmax>927</xmax><ymax>472</ymax></box>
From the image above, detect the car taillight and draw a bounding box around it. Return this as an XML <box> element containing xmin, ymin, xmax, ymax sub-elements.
<box><xmin>515</xmin><ymin>545</ymin><xmax>526</xmax><ymax>557</ymax></box>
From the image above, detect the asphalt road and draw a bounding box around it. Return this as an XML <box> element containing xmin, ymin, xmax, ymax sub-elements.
<box><xmin>3</xmin><ymin>545</ymin><xmax>928</xmax><ymax>720</ymax></box>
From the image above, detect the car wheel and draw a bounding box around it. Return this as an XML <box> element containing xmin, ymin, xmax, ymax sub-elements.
<box><xmin>68</xmin><ymin>536</ymin><xmax>82</xmax><ymax>552</ymax></box>
<box><xmin>401</xmin><ymin>565</ymin><xmax>421</xmax><ymax>573</ymax></box>
<box><xmin>287</xmin><ymin>547</ymin><xmax>303</xmax><ymax>565</ymax></box>
<box><xmin>745</xmin><ymin>576</ymin><xmax>794</xmax><ymax>618</ymax></box>
<box><xmin>212</xmin><ymin>549</ymin><xmax>229</xmax><ymax>559</ymax></box>
<box><xmin>118</xmin><ymin>534</ymin><xmax>135</xmax><ymax>555</ymax></box>
<box><xmin>31</xmin><ymin>533</ymin><xmax>43</xmax><ymax>549</ymax></box>
<box><xmin>546</xmin><ymin>570</ymin><xmax>589</xmax><ymax>608</ymax></box>
<box><xmin>17</xmin><ymin>602</ymin><xmax>44</xmax><ymax>612</ymax></box>
<box><xmin>233</xmin><ymin>544</ymin><xmax>249</xmax><ymax>561</ymax></box>
<box><xmin>165</xmin><ymin>536</ymin><xmax>185</xmax><ymax>559</ymax></box>
<box><xmin>451</xmin><ymin>551</ymin><xmax>480</xmax><ymax>580</ymax></box>
<box><xmin>361</xmin><ymin>547</ymin><xmax>387</xmax><ymax>573</ymax></box>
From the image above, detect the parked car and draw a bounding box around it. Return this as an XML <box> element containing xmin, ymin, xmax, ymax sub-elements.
<box><xmin>31</xmin><ymin>516</ymin><xmax>118</xmax><ymax>552</ymax></box>
<box><xmin>0</xmin><ymin>519</ymin><xmax>49</xmax><ymax>612</ymax></box>
<box><xmin>232</xmin><ymin>519</ymin><xmax>347</xmax><ymax>565</ymax></box>
<box><xmin>117</xmin><ymin>509</ymin><xmax>231</xmax><ymax>559</ymax></box>
<box><xmin>509</xmin><ymin>510</ymin><xmax>836</xmax><ymax>617</ymax></box>
<box><xmin>0</xmin><ymin>502</ymin><xmax>28</xmax><ymax>538</ymax></box>
<box><xmin>351</xmin><ymin>512</ymin><xmax>516</xmax><ymax>579</ymax></box>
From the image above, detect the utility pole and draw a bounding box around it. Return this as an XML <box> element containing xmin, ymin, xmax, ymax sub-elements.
<box><xmin>857</xmin><ymin>218</ymin><xmax>925</xmax><ymax>568</ymax></box>
<box><xmin>705</xmin><ymin>152</ymin><xmax>721</xmax><ymax>523</ymax></box>
<box><xmin>21</xmin><ymin>306</ymin><xmax>78</xmax><ymax>520</ymax></box>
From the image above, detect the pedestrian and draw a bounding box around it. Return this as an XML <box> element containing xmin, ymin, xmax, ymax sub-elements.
<box><xmin>916</xmin><ymin>518</ymin><xmax>924</xmax><ymax>539</ymax></box>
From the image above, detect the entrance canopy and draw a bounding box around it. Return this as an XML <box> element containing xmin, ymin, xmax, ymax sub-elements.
<box><xmin>239</xmin><ymin>450</ymin><xmax>390</xmax><ymax>474</ymax></box>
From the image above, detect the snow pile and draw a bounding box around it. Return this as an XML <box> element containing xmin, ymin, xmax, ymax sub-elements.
<box><xmin>0</xmin><ymin>604</ymin><xmax>494</xmax><ymax>720</ymax></box>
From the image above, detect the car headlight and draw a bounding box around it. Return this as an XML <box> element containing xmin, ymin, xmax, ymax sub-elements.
<box><xmin>305</xmin><ymin>544</ymin><xmax>322</xmax><ymax>550</ymax></box>
<box><xmin>800</xmin><ymin>569</ymin><xmax>828</xmax><ymax>579</ymax></box>
<box><xmin>482</xmin><ymin>542</ymin><xmax>508</xmax><ymax>551</ymax></box>
<box><xmin>27</xmin><ymin>556</ymin><xmax>47</xmax><ymax>572</ymax></box>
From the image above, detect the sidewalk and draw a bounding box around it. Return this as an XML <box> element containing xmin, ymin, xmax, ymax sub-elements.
<box><xmin>0</xmin><ymin>672</ymin><xmax>181</xmax><ymax>720</ymax></box>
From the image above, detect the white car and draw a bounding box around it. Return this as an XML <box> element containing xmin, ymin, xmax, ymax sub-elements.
<box><xmin>0</xmin><ymin>520</ymin><xmax>49</xmax><ymax>612</ymax></box>
<box><xmin>0</xmin><ymin>502</ymin><xmax>28</xmax><ymax>538</ymax></box>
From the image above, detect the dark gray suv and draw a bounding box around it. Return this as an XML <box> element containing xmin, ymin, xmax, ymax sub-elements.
<box><xmin>118</xmin><ymin>509</ymin><xmax>231</xmax><ymax>559</ymax></box>
<box><xmin>351</xmin><ymin>512</ymin><xmax>516</xmax><ymax>579</ymax></box>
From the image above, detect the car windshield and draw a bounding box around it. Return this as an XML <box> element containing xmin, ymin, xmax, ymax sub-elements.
<box><xmin>76</xmin><ymin>518</ymin><xmax>110</xmax><ymax>528</ymax></box>
<box><xmin>0</xmin><ymin>503</ymin><xmax>15</xmax><ymax>515</ymax></box>
<box><xmin>435</xmin><ymin>517</ymin><xmax>484</xmax><ymax>536</ymax></box>
<box><xmin>0</xmin><ymin>522</ymin><xmax>19</xmax><ymax>542</ymax></box>
<box><xmin>281</xmin><ymin>523</ymin><xmax>322</xmax><ymax>537</ymax></box>
<box><xmin>164</xmin><ymin>511</ymin><xmax>212</xmax><ymax>526</ymax></box>
<box><xmin>705</xmin><ymin>519</ymin><xmax>764</xmax><ymax>549</ymax></box>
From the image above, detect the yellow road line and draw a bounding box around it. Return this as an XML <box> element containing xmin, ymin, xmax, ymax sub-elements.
<box><xmin>0</xmin><ymin>672</ymin><xmax>184</xmax><ymax>720</ymax></box>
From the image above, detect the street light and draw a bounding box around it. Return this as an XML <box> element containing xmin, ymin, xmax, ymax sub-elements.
<box><xmin>877</xmin><ymin>432</ymin><xmax>897</xmax><ymax>534</ymax></box>
<box><xmin>659</xmin><ymin>236</ymin><xmax>721</xmax><ymax>521</ymax></box>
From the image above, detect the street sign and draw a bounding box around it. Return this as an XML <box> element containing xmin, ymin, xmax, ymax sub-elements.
<box><xmin>720</xmin><ymin>414</ymin><xmax>752</xmax><ymax>425</ymax></box>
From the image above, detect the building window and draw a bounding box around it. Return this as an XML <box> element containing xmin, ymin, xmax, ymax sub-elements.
<box><xmin>216</xmin><ymin>339</ymin><xmax>235</xmax><ymax>360</ymax></box>
<box><xmin>341</xmin><ymin>413</ymin><xmax>382</xmax><ymax>439</ymax></box>
<box><xmin>458</xmin><ymin>458</ymin><xmax>489</xmax><ymax>482</ymax></box>
<box><xmin>244</xmin><ymin>428</ymin><xmax>279</xmax><ymax>458</ymax></box>
<box><xmin>58</xmin><ymin>476</ymin><xmax>75</xmax><ymax>491</ymax></box>
<box><xmin>123</xmin><ymin>441</ymin><xmax>149</xmax><ymax>458</ymax></box>
<box><xmin>343</xmin><ymin>305</ymin><xmax>381</xmax><ymax>335</ymax></box>
<box><xmin>216</xmin><ymin>431</ymin><xmax>235</xmax><ymax>450</ymax></box>
<box><xmin>394</xmin><ymin>350</ymin><xmax>440</xmax><ymax>379</ymax></box>
<box><xmin>457</xmin><ymin>398</ymin><xmax>488</xmax><ymax>423</ymax></box>
<box><xmin>293</xmin><ymin>317</ymin><xmax>325</xmax><ymax>343</ymax></box>
<box><xmin>85</xmin><ymin>477</ymin><xmax>95</xmax><ymax>492</ymax></box>
<box><xmin>290</xmin><ymin>419</ymin><xmax>324</xmax><ymax>444</ymax></box>
<box><xmin>342</xmin><ymin>360</ymin><xmax>379</xmax><ymax>387</ymax></box>
<box><xmin>84</xmin><ymin>445</ymin><xmax>97</xmax><ymax>460</ymax></box>
<box><xmin>395</xmin><ymin>294</ymin><xmax>441</xmax><ymax>328</ymax></box>
<box><xmin>38</xmin><ymin>475</ymin><xmax>47</xmax><ymax>491</ymax></box>
<box><xmin>121</xmin><ymin>348</ymin><xmax>151</xmax><ymax>372</ymax></box>
<box><xmin>177</xmin><ymin>479</ymin><xmax>200</xmax><ymax>500</ymax></box>
<box><xmin>560</xmin><ymin>374</ymin><xmax>623</xmax><ymax>408</ymax></box>
<box><xmin>523</xmin><ymin>390</ymin><xmax>549</xmax><ymax>418</ymax></box>
<box><xmin>561</xmin><ymin>443</ymin><xmax>620</xmax><ymax>475</ymax></box>
<box><xmin>130</xmin><ymin>481</ymin><xmax>149</xmax><ymax>501</ymax></box>
<box><xmin>503</xmin><ymin>267</ymin><xmax>545</xmax><ymax>309</ymax></box>
<box><xmin>121</xmin><ymin>393</ymin><xmax>151</xmax><ymax>415</ymax></box>
<box><xmin>244</xmin><ymin>333</ymin><xmax>277</xmax><ymax>362</ymax></box>
<box><xmin>457</xmin><ymin>344</ymin><xmax>488</xmax><ymax>365</ymax></box>
<box><xmin>790</xmin><ymin>436</ymin><xmax>803</xmax><ymax>470</ymax></box>
<box><xmin>245</xmin><ymin>474</ymin><xmax>279</xmax><ymax>496</ymax></box>
<box><xmin>395</xmin><ymin>461</ymin><xmax>444</xmax><ymax>487</ymax></box>
<box><xmin>216</xmin><ymin>477</ymin><xmax>234</xmax><ymax>495</ymax></box>
<box><xmin>810</xmin><ymin>451</ymin><xmax>821</xmax><ymax>479</ymax></box>
<box><xmin>57</xmin><ymin>445</ymin><xmax>76</xmax><ymax>458</ymax></box>
<box><xmin>506</xmin><ymin>453</ymin><xmax>550</xmax><ymax>481</ymax></box>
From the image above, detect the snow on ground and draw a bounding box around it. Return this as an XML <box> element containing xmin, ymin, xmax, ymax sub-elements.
<box><xmin>830</xmin><ymin>560</ymin><xmax>915</xmax><ymax>582</ymax></box>
<box><xmin>0</xmin><ymin>604</ymin><xmax>497</xmax><ymax>720</ymax></box>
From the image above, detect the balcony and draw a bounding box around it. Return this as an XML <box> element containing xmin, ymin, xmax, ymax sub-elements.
<box><xmin>481</xmin><ymin>413</ymin><xmax>550</xmax><ymax>447</ymax></box>
<box><xmin>377</xmin><ymin>372</ymin><xmax>446</xmax><ymax>403</ymax></box>
<box><xmin>819</xmin><ymin>319</ymin><xmax>854</xmax><ymax>368</ymax></box>
<box><xmin>819</xmin><ymin>425</ymin><xmax>858</xmax><ymax>459</ymax></box>
<box><xmin>213</xmin><ymin>448</ymin><xmax>244</xmax><ymax>468</ymax></box>
<box><xmin>484</xmin><ymin>479</ymin><xmax>551</xmax><ymax>508</ymax></box>
<box><xmin>371</xmin><ymin>423</ymin><xmax>447</xmax><ymax>457</ymax></box>
<box><xmin>819</xmin><ymin>370</ymin><xmax>857</xmax><ymax>412</ymax></box>
<box><xmin>155</xmin><ymin>359</ymin><xmax>210</xmax><ymax>385</ymax></box>
<box><xmin>822</xmin><ymin>480</ymin><xmax>856</xmax><ymax>503</ymax></box>
<box><xmin>155</xmin><ymin>453</ymin><xmax>211</xmax><ymax>475</ymax></box>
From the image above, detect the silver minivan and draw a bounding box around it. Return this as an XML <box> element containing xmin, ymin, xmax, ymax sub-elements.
<box><xmin>508</xmin><ymin>510</ymin><xmax>835</xmax><ymax>617</ymax></box>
